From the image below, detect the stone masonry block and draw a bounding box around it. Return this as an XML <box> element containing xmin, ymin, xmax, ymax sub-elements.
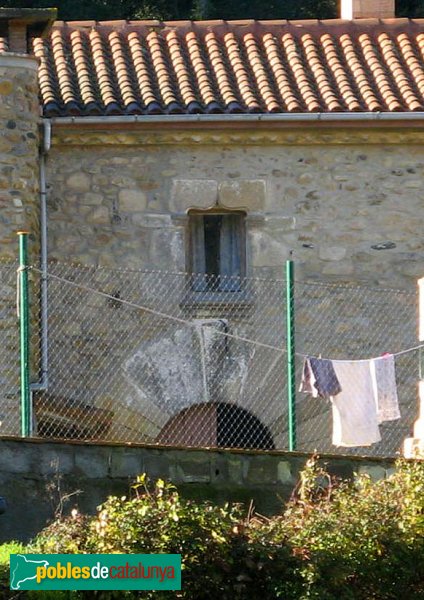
<box><xmin>0</xmin><ymin>443</ymin><xmax>35</xmax><ymax>474</ymax></box>
<box><xmin>170</xmin><ymin>179</ymin><xmax>218</xmax><ymax>212</ymax></box>
<box><xmin>74</xmin><ymin>447</ymin><xmax>110</xmax><ymax>478</ymax></box>
<box><xmin>66</xmin><ymin>172</ymin><xmax>91</xmax><ymax>192</ymax></box>
<box><xmin>118</xmin><ymin>189</ymin><xmax>147</xmax><ymax>212</ymax></box>
<box><xmin>109</xmin><ymin>449</ymin><xmax>144</xmax><ymax>478</ymax></box>
<box><xmin>168</xmin><ymin>451</ymin><xmax>211</xmax><ymax>484</ymax></box>
<box><xmin>38</xmin><ymin>446</ymin><xmax>75</xmax><ymax>476</ymax></box>
<box><xmin>225</xmin><ymin>456</ymin><xmax>244</xmax><ymax>485</ymax></box>
<box><xmin>277</xmin><ymin>460</ymin><xmax>293</xmax><ymax>484</ymax></box>
<box><xmin>86</xmin><ymin>206</ymin><xmax>110</xmax><ymax>225</ymax></box>
<box><xmin>319</xmin><ymin>246</ymin><xmax>347</xmax><ymax>261</ymax></box>
<box><xmin>142</xmin><ymin>451</ymin><xmax>173</xmax><ymax>481</ymax></box>
<box><xmin>219</xmin><ymin>179</ymin><xmax>266</xmax><ymax>210</ymax></box>
<box><xmin>245</xmin><ymin>456</ymin><xmax>280</xmax><ymax>485</ymax></box>
<box><xmin>357</xmin><ymin>464</ymin><xmax>387</xmax><ymax>482</ymax></box>
<box><xmin>249</xmin><ymin>230</ymin><xmax>289</xmax><ymax>267</ymax></box>
<box><xmin>169</xmin><ymin>464</ymin><xmax>211</xmax><ymax>484</ymax></box>
<box><xmin>81</xmin><ymin>192</ymin><xmax>103</xmax><ymax>206</ymax></box>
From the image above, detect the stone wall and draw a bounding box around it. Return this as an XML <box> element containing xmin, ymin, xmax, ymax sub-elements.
<box><xmin>47</xmin><ymin>126</ymin><xmax>424</xmax><ymax>286</ymax></box>
<box><xmin>0</xmin><ymin>437</ymin><xmax>397</xmax><ymax>542</ymax></box>
<box><xmin>33</xmin><ymin>125</ymin><xmax>421</xmax><ymax>449</ymax></box>
<box><xmin>0</xmin><ymin>54</ymin><xmax>39</xmax><ymax>257</ymax></box>
<box><xmin>0</xmin><ymin>54</ymin><xmax>40</xmax><ymax>435</ymax></box>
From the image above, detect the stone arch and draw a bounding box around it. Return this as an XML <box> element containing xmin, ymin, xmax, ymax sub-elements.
<box><xmin>156</xmin><ymin>402</ymin><xmax>275</xmax><ymax>450</ymax></box>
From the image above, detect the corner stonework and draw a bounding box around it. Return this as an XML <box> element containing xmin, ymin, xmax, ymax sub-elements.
<box><xmin>0</xmin><ymin>8</ymin><xmax>56</xmax><ymax>435</ymax></box>
<box><xmin>0</xmin><ymin>53</ymin><xmax>40</xmax><ymax>261</ymax></box>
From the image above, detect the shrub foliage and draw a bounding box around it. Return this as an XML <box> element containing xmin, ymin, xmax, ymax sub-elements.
<box><xmin>28</xmin><ymin>458</ymin><xmax>424</xmax><ymax>599</ymax></box>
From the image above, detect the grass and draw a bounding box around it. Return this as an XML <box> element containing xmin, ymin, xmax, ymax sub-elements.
<box><xmin>0</xmin><ymin>541</ymin><xmax>26</xmax><ymax>563</ymax></box>
<box><xmin>0</xmin><ymin>543</ymin><xmax>77</xmax><ymax>599</ymax></box>
<box><xmin>0</xmin><ymin>541</ymin><xmax>26</xmax><ymax>587</ymax></box>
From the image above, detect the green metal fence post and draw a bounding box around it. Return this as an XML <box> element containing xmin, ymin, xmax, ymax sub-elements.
<box><xmin>18</xmin><ymin>231</ymin><xmax>31</xmax><ymax>437</ymax></box>
<box><xmin>286</xmin><ymin>258</ymin><xmax>296</xmax><ymax>451</ymax></box>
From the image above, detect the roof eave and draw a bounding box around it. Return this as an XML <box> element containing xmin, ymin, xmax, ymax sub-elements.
<box><xmin>48</xmin><ymin>112</ymin><xmax>424</xmax><ymax>126</ymax></box>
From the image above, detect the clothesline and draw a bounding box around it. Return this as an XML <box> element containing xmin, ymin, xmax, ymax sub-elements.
<box><xmin>300</xmin><ymin>353</ymin><xmax>401</xmax><ymax>447</ymax></box>
<box><xmin>27</xmin><ymin>266</ymin><xmax>424</xmax><ymax>364</ymax></box>
<box><xmin>296</xmin><ymin>342</ymin><xmax>424</xmax><ymax>363</ymax></box>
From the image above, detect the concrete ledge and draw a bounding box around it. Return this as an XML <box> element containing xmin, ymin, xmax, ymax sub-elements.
<box><xmin>0</xmin><ymin>437</ymin><xmax>400</xmax><ymax>542</ymax></box>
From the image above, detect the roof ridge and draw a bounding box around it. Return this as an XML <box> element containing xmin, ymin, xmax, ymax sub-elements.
<box><xmin>51</xmin><ymin>17</ymin><xmax>424</xmax><ymax>29</ymax></box>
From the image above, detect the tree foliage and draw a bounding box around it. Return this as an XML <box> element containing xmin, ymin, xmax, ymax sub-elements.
<box><xmin>3</xmin><ymin>0</ymin><xmax>424</xmax><ymax>21</ymax></box>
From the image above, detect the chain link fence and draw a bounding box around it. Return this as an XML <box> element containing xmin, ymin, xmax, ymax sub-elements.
<box><xmin>295</xmin><ymin>280</ymin><xmax>418</xmax><ymax>456</ymax></box>
<box><xmin>0</xmin><ymin>263</ymin><xmax>20</xmax><ymax>436</ymax></box>
<box><xmin>0</xmin><ymin>260</ymin><xmax>420</xmax><ymax>457</ymax></box>
<box><xmin>31</xmin><ymin>264</ymin><xmax>287</xmax><ymax>449</ymax></box>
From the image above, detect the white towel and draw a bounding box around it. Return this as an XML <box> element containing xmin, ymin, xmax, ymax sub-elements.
<box><xmin>331</xmin><ymin>360</ymin><xmax>381</xmax><ymax>447</ymax></box>
<box><xmin>370</xmin><ymin>355</ymin><xmax>400</xmax><ymax>423</ymax></box>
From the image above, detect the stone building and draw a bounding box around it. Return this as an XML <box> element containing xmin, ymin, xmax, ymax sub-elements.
<box><xmin>0</xmin><ymin>0</ymin><xmax>423</xmax><ymax>452</ymax></box>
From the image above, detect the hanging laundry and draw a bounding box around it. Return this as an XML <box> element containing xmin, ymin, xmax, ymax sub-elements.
<box><xmin>300</xmin><ymin>354</ymin><xmax>401</xmax><ymax>448</ymax></box>
<box><xmin>370</xmin><ymin>354</ymin><xmax>401</xmax><ymax>424</ymax></box>
<box><xmin>330</xmin><ymin>360</ymin><xmax>381</xmax><ymax>447</ymax></box>
<box><xmin>299</xmin><ymin>357</ymin><xmax>342</xmax><ymax>398</ymax></box>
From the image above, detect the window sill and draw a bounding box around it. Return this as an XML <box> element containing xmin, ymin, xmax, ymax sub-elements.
<box><xmin>180</xmin><ymin>290</ymin><xmax>253</xmax><ymax>313</ymax></box>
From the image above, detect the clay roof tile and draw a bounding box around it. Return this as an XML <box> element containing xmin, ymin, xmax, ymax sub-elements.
<box><xmin>30</xmin><ymin>18</ymin><xmax>424</xmax><ymax>116</ymax></box>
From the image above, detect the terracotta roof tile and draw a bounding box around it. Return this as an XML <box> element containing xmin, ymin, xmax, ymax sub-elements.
<box><xmin>243</xmin><ymin>32</ymin><xmax>280</xmax><ymax>112</ymax></box>
<box><xmin>262</xmin><ymin>32</ymin><xmax>302</xmax><ymax>112</ymax></box>
<box><xmin>89</xmin><ymin>28</ymin><xmax>121</xmax><ymax>114</ymax></box>
<box><xmin>69</xmin><ymin>29</ymin><xmax>100</xmax><ymax>115</ymax></box>
<box><xmin>28</xmin><ymin>19</ymin><xmax>424</xmax><ymax>116</ymax></box>
<box><xmin>185</xmin><ymin>30</ymin><xmax>218</xmax><ymax>111</ymax></box>
<box><xmin>398</xmin><ymin>32</ymin><xmax>424</xmax><ymax>104</ymax></box>
<box><xmin>205</xmin><ymin>30</ymin><xmax>241</xmax><ymax>111</ymax></box>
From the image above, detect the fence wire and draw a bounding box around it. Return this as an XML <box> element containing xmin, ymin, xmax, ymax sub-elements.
<box><xmin>0</xmin><ymin>261</ymin><xmax>420</xmax><ymax>457</ymax></box>
<box><xmin>295</xmin><ymin>280</ymin><xmax>418</xmax><ymax>456</ymax></box>
<box><xmin>0</xmin><ymin>263</ymin><xmax>20</xmax><ymax>435</ymax></box>
<box><xmin>31</xmin><ymin>265</ymin><xmax>287</xmax><ymax>450</ymax></box>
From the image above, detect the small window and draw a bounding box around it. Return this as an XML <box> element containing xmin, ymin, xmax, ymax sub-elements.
<box><xmin>188</xmin><ymin>210</ymin><xmax>246</xmax><ymax>292</ymax></box>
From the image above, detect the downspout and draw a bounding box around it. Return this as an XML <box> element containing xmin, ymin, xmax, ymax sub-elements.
<box><xmin>30</xmin><ymin>118</ymin><xmax>50</xmax><ymax>391</ymax></box>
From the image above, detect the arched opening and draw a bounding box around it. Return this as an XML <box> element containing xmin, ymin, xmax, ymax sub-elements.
<box><xmin>157</xmin><ymin>403</ymin><xmax>274</xmax><ymax>450</ymax></box>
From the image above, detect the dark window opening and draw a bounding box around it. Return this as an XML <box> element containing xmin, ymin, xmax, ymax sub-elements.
<box><xmin>204</xmin><ymin>215</ymin><xmax>222</xmax><ymax>278</ymax></box>
<box><xmin>189</xmin><ymin>211</ymin><xmax>246</xmax><ymax>292</ymax></box>
<box><xmin>157</xmin><ymin>402</ymin><xmax>275</xmax><ymax>450</ymax></box>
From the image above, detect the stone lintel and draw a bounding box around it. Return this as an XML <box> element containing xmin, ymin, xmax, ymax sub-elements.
<box><xmin>170</xmin><ymin>179</ymin><xmax>218</xmax><ymax>212</ymax></box>
<box><xmin>219</xmin><ymin>179</ymin><xmax>266</xmax><ymax>211</ymax></box>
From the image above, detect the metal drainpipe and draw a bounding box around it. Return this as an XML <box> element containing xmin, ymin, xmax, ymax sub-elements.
<box><xmin>30</xmin><ymin>119</ymin><xmax>50</xmax><ymax>392</ymax></box>
<box><xmin>51</xmin><ymin>111</ymin><xmax>424</xmax><ymax>126</ymax></box>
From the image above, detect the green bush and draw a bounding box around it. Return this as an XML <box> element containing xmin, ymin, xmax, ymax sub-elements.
<box><xmin>32</xmin><ymin>475</ymin><xmax>302</xmax><ymax>599</ymax></box>
<box><xmin>27</xmin><ymin>458</ymin><xmax>424</xmax><ymax>599</ymax></box>
<box><xmin>0</xmin><ymin>540</ymin><xmax>26</xmax><ymax>590</ymax></box>
<box><xmin>279</xmin><ymin>457</ymin><xmax>424</xmax><ymax>599</ymax></box>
